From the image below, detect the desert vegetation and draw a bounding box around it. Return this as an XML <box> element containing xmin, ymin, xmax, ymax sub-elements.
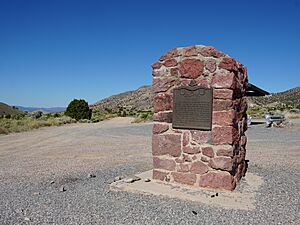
<box><xmin>247</xmin><ymin>102</ymin><xmax>300</xmax><ymax>118</ymax></box>
<box><xmin>91</xmin><ymin>107</ymin><xmax>153</xmax><ymax>123</ymax></box>
<box><xmin>0</xmin><ymin>100</ymin><xmax>153</xmax><ymax>135</ymax></box>
<box><xmin>247</xmin><ymin>87</ymin><xmax>300</xmax><ymax>118</ymax></box>
<box><xmin>0</xmin><ymin>112</ymin><xmax>76</xmax><ymax>135</ymax></box>
<box><xmin>65</xmin><ymin>99</ymin><xmax>92</xmax><ymax>120</ymax></box>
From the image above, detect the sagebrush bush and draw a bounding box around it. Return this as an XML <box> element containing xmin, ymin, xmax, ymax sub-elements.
<box><xmin>65</xmin><ymin>99</ymin><xmax>92</xmax><ymax>121</ymax></box>
<box><xmin>0</xmin><ymin>114</ymin><xmax>76</xmax><ymax>135</ymax></box>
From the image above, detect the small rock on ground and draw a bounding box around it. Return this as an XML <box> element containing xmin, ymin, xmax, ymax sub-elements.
<box><xmin>87</xmin><ymin>173</ymin><xmax>96</xmax><ymax>178</ymax></box>
<box><xmin>124</xmin><ymin>176</ymin><xmax>141</xmax><ymax>183</ymax></box>
<box><xmin>59</xmin><ymin>186</ymin><xmax>66</xmax><ymax>192</ymax></box>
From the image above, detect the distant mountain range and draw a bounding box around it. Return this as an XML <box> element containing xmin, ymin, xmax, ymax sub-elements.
<box><xmin>91</xmin><ymin>85</ymin><xmax>300</xmax><ymax>112</ymax></box>
<box><xmin>0</xmin><ymin>102</ymin><xmax>66</xmax><ymax>116</ymax></box>
<box><xmin>16</xmin><ymin>106</ymin><xmax>66</xmax><ymax>113</ymax></box>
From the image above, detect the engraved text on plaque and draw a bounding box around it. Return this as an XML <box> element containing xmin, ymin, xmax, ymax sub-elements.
<box><xmin>172</xmin><ymin>85</ymin><xmax>213</xmax><ymax>130</ymax></box>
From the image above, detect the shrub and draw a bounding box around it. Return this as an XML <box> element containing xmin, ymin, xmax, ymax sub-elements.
<box><xmin>53</xmin><ymin>113</ymin><xmax>60</xmax><ymax>118</ymax></box>
<box><xmin>121</xmin><ymin>110</ymin><xmax>127</xmax><ymax>117</ymax></box>
<box><xmin>104</xmin><ymin>108</ymin><xmax>112</xmax><ymax>114</ymax></box>
<box><xmin>0</xmin><ymin>127</ymin><xmax>9</xmax><ymax>135</ymax></box>
<box><xmin>31</xmin><ymin>111</ymin><xmax>43</xmax><ymax>119</ymax></box>
<box><xmin>133</xmin><ymin>111</ymin><xmax>153</xmax><ymax>123</ymax></box>
<box><xmin>11</xmin><ymin>114</ymin><xmax>25</xmax><ymax>120</ymax></box>
<box><xmin>65</xmin><ymin>99</ymin><xmax>92</xmax><ymax>121</ymax></box>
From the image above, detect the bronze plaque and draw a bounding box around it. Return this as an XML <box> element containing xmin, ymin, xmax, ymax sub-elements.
<box><xmin>172</xmin><ymin>85</ymin><xmax>213</xmax><ymax>130</ymax></box>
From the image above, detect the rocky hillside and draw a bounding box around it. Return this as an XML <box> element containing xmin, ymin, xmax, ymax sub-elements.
<box><xmin>90</xmin><ymin>85</ymin><xmax>152</xmax><ymax>112</ymax></box>
<box><xmin>0</xmin><ymin>102</ymin><xmax>24</xmax><ymax>116</ymax></box>
<box><xmin>91</xmin><ymin>85</ymin><xmax>300</xmax><ymax>112</ymax></box>
<box><xmin>249</xmin><ymin>87</ymin><xmax>300</xmax><ymax>109</ymax></box>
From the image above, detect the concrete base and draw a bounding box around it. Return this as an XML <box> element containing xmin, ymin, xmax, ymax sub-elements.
<box><xmin>110</xmin><ymin>170</ymin><xmax>263</xmax><ymax>211</ymax></box>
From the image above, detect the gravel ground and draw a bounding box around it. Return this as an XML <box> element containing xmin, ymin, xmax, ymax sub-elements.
<box><xmin>0</xmin><ymin>118</ymin><xmax>299</xmax><ymax>225</ymax></box>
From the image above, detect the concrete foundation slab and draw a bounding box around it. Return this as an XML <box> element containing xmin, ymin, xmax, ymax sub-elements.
<box><xmin>110</xmin><ymin>170</ymin><xmax>263</xmax><ymax>211</ymax></box>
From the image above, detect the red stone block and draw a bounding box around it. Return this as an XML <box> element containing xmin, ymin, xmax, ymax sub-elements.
<box><xmin>199</xmin><ymin>46</ymin><xmax>225</xmax><ymax>58</ymax></box>
<box><xmin>153</xmin><ymin>169</ymin><xmax>168</xmax><ymax>181</ymax></box>
<box><xmin>213</xmin><ymin>89</ymin><xmax>233</xmax><ymax>99</ymax></box>
<box><xmin>183</xmin><ymin>46</ymin><xmax>198</xmax><ymax>57</ymax></box>
<box><xmin>170</xmin><ymin>68</ymin><xmax>179</xmax><ymax>76</ymax></box>
<box><xmin>211</xmin><ymin>71</ymin><xmax>235</xmax><ymax>89</ymax></box>
<box><xmin>213</xmin><ymin>99</ymin><xmax>233</xmax><ymax>111</ymax></box>
<box><xmin>182</xmin><ymin>154</ymin><xmax>192</xmax><ymax>162</ymax></box>
<box><xmin>172</xmin><ymin>172</ymin><xmax>196</xmax><ymax>185</ymax></box>
<box><xmin>202</xmin><ymin>147</ymin><xmax>214</xmax><ymax>158</ymax></box>
<box><xmin>196</xmin><ymin>79</ymin><xmax>209</xmax><ymax>88</ymax></box>
<box><xmin>164</xmin><ymin>59</ymin><xmax>178</xmax><ymax>67</ymax></box>
<box><xmin>180</xmin><ymin>79</ymin><xmax>209</xmax><ymax>87</ymax></box>
<box><xmin>242</xmin><ymin>66</ymin><xmax>247</xmax><ymax>75</ymax></box>
<box><xmin>152</xmin><ymin>69</ymin><xmax>166</xmax><ymax>77</ymax></box>
<box><xmin>240</xmin><ymin>135</ymin><xmax>247</xmax><ymax>146</ymax></box>
<box><xmin>153</xmin><ymin>93</ymin><xmax>172</xmax><ymax>113</ymax></box>
<box><xmin>201</xmin><ymin>156</ymin><xmax>210</xmax><ymax>162</ymax></box>
<box><xmin>153</xmin><ymin>123</ymin><xmax>169</xmax><ymax>134</ymax></box>
<box><xmin>237</xmin><ymin>148</ymin><xmax>246</xmax><ymax>163</ymax></box>
<box><xmin>190</xmin><ymin>161</ymin><xmax>209</xmax><ymax>174</ymax></box>
<box><xmin>153</xmin><ymin>157</ymin><xmax>176</xmax><ymax>171</ymax></box>
<box><xmin>179</xmin><ymin>79</ymin><xmax>192</xmax><ymax>86</ymax></box>
<box><xmin>219</xmin><ymin>57</ymin><xmax>238</xmax><ymax>71</ymax></box>
<box><xmin>152</xmin><ymin>134</ymin><xmax>181</xmax><ymax>157</ymax></box>
<box><xmin>182</xmin><ymin>132</ymin><xmax>190</xmax><ymax>146</ymax></box>
<box><xmin>240</xmin><ymin>97</ymin><xmax>248</xmax><ymax>113</ymax></box>
<box><xmin>216</xmin><ymin>147</ymin><xmax>234</xmax><ymax>157</ymax></box>
<box><xmin>191</xmin><ymin>130</ymin><xmax>211</xmax><ymax>144</ymax></box>
<box><xmin>209</xmin><ymin>157</ymin><xmax>233</xmax><ymax>171</ymax></box>
<box><xmin>212</xmin><ymin>110</ymin><xmax>235</xmax><ymax>126</ymax></box>
<box><xmin>152</xmin><ymin>62</ymin><xmax>162</xmax><ymax>70</ymax></box>
<box><xmin>205</xmin><ymin>58</ymin><xmax>217</xmax><ymax>72</ymax></box>
<box><xmin>212</xmin><ymin>126</ymin><xmax>237</xmax><ymax>145</ymax></box>
<box><xmin>242</xmin><ymin>118</ymin><xmax>248</xmax><ymax>133</ymax></box>
<box><xmin>177</xmin><ymin>163</ymin><xmax>190</xmax><ymax>172</ymax></box>
<box><xmin>236</xmin><ymin>71</ymin><xmax>244</xmax><ymax>83</ymax></box>
<box><xmin>234</xmin><ymin>163</ymin><xmax>244</xmax><ymax>182</ymax></box>
<box><xmin>153</xmin><ymin>77</ymin><xmax>176</xmax><ymax>93</ymax></box>
<box><xmin>179</xmin><ymin>59</ymin><xmax>204</xmax><ymax>79</ymax></box>
<box><xmin>175</xmin><ymin>158</ymin><xmax>184</xmax><ymax>163</ymax></box>
<box><xmin>160</xmin><ymin>48</ymin><xmax>179</xmax><ymax>61</ymax></box>
<box><xmin>183</xmin><ymin>146</ymin><xmax>201</xmax><ymax>154</ymax></box>
<box><xmin>153</xmin><ymin>112</ymin><xmax>172</xmax><ymax>123</ymax></box>
<box><xmin>199</xmin><ymin>171</ymin><xmax>236</xmax><ymax>191</ymax></box>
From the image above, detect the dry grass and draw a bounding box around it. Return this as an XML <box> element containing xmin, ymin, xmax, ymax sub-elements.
<box><xmin>132</xmin><ymin>112</ymin><xmax>153</xmax><ymax>123</ymax></box>
<box><xmin>287</xmin><ymin>115</ymin><xmax>300</xmax><ymax>119</ymax></box>
<box><xmin>0</xmin><ymin>116</ymin><xmax>75</xmax><ymax>134</ymax></box>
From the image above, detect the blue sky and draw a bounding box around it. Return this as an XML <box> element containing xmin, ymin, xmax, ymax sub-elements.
<box><xmin>0</xmin><ymin>0</ymin><xmax>299</xmax><ymax>107</ymax></box>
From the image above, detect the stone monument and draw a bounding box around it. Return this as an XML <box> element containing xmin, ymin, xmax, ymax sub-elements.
<box><xmin>152</xmin><ymin>45</ymin><xmax>248</xmax><ymax>191</ymax></box>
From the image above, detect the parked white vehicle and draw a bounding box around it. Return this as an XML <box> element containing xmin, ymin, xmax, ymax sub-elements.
<box><xmin>265</xmin><ymin>114</ymin><xmax>285</xmax><ymax>127</ymax></box>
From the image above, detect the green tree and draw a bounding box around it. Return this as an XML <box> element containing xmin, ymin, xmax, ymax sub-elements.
<box><xmin>65</xmin><ymin>99</ymin><xmax>92</xmax><ymax>120</ymax></box>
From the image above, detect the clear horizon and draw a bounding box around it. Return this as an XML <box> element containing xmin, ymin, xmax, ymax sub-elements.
<box><xmin>1</xmin><ymin>0</ymin><xmax>300</xmax><ymax>107</ymax></box>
